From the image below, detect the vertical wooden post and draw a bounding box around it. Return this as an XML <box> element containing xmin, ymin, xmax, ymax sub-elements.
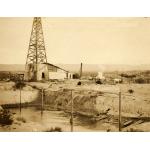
<box><xmin>41</xmin><ymin>88</ymin><xmax>44</xmax><ymax>117</ymax></box>
<box><xmin>119</xmin><ymin>91</ymin><xmax>122</xmax><ymax>132</ymax></box>
<box><xmin>19</xmin><ymin>84</ymin><xmax>22</xmax><ymax>115</ymax></box>
<box><xmin>70</xmin><ymin>90</ymin><xmax>74</xmax><ymax>132</ymax></box>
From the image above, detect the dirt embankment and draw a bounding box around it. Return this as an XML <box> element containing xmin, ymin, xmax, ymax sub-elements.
<box><xmin>28</xmin><ymin>81</ymin><xmax>150</xmax><ymax>119</ymax></box>
<box><xmin>0</xmin><ymin>81</ymin><xmax>40</xmax><ymax>105</ymax></box>
<box><xmin>43</xmin><ymin>89</ymin><xmax>103</xmax><ymax>116</ymax></box>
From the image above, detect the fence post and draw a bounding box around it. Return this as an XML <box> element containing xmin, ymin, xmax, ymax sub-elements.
<box><xmin>41</xmin><ymin>88</ymin><xmax>44</xmax><ymax>117</ymax></box>
<box><xmin>70</xmin><ymin>90</ymin><xmax>74</xmax><ymax>132</ymax></box>
<box><xmin>119</xmin><ymin>91</ymin><xmax>122</xmax><ymax>132</ymax></box>
<box><xmin>19</xmin><ymin>84</ymin><xmax>22</xmax><ymax>115</ymax></box>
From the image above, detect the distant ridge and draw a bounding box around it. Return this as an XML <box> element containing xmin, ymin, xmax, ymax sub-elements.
<box><xmin>0</xmin><ymin>64</ymin><xmax>25</xmax><ymax>71</ymax></box>
<box><xmin>0</xmin><ymin>64</ymin><xmax>150</xmax><ymax>73</ymax></box>
<box><xmin>57</xmin><ymin>64</ymin><xmax>150</xmax><ymax>72</ymax></box>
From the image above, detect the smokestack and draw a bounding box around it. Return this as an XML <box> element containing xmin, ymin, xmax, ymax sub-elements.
<box><xmin>80</xmin><ymin>62</ymin><xmax>83</xmax><ymax>79</ymax></box>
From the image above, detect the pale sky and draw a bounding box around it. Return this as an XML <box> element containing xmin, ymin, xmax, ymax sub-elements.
<box><xmin>0</xmin><ymin>17</ymin><xmax>150</xmax><ymax>65</ymax></box>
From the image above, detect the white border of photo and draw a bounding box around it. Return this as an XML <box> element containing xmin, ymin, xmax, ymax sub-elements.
<box><xmin>0</xmin><ymin>0</ymin><xmax>150</xmax><ymax>150</ymax></box>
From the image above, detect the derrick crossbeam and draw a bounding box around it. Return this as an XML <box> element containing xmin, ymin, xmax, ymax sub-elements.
<box><xmin>26</xmin><ymin>17</ymin><xmax>47</xmax><ymax>65</ymax></box>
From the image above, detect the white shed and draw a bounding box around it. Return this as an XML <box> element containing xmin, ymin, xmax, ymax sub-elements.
<box><xmin>25</xmin><ymin>63</ymin><xmax>72</xmax><ymax>81</ymax></box>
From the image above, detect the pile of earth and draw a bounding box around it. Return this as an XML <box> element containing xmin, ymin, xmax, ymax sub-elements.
<box><xmin>36</xmin><ymin>88</ymin><xmax>113</xmax><ymax>117</ymax></box>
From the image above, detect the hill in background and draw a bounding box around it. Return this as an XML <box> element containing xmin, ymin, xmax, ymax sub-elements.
<box><xmin>0</xmin><ymin>64</ymin><xmax>150</xmax><ymax>73</ymax></box>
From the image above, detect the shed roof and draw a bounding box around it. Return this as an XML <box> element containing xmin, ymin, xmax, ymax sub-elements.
<box><xmin>43</xmin><ymin>62</ymin><xmax>69</xmax><ymax>73</ymax></box>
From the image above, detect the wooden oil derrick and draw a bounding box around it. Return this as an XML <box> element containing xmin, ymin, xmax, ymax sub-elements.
<box><xmin>25</xmin><ymin>17</ymin><xmax>47</xmax><ymax>81</ymax></box>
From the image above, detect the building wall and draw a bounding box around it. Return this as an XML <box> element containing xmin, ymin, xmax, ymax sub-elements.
<box><xmin>37</xmin><ymin>64</ymin><xmax>49</xmax><ymax>81</ymax></box>
<box><xmin>24</xmin><ymin>64</ymin><xmax>49</xmax><ymax>81</ymax></box>
<box><xmin>49</xmin><ymin>68</ymin><xmax>67</xmax><ymax>80</ymax></box>
<box><xmin>49</xmin><ymin>72</ymin><xmax>66</xmax><ymax>80</ymax></box>
<box><xmin>68</xmin><ymin>72</ymin><xmax>73</xmax><ymax>79</ymax></box>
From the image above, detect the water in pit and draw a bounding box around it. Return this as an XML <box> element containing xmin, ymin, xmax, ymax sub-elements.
<box><xmin>0</xmin><ymin>107</ymin><xmax>118</xmax><ymax>132</ymax></box>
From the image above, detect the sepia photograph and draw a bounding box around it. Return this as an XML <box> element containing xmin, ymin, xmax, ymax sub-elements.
<box><xmin>0</xmin><ymin>17</ymin><xmax>150</xmax><ymax>132</ymax></box>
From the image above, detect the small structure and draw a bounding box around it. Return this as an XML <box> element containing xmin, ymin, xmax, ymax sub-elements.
<box><xmin>96</xmin><ymin>72</ymin><xmax>105</xmax><ymax>80</ymax></box>
<box><xmin>25</xmin><ymin>63</ymin><xmax>72</xmax><ymax>81</ymax></box>
<box><xmin>113</xmin><ymin>78</ymin><xmax>122</xmax><ymax>84</ymax></box>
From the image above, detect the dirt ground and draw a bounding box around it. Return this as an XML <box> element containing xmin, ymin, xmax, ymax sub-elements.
<box><xmin>0</xmin><ymin>80</ymin><xmax>150</xmax><ymax>131</ymax></box>
<box><xmin>0</xmin><ymin>81</ymin><xmax>39</xmax><ymax>105</ymax></box>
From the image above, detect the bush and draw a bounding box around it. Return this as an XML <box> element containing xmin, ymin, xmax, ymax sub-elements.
<box><xmin>96</xmin><ymin>80</ymin><xmax>102</xmax><ymax>84</ymax></box>
<box><xmin>0</xmin><ymin>109</ymin><xmax>13</xmax><ymax>125</ymax></box>
<box><xmin>77</xmin><ymin>81</ymin><xmax>81</xmax><ymax>85</ymax></box>
<box><xmin>128</xmin><ymin>89</ymin><xmax>134</xmax><ymax>94</ymax></box>
<box><xmin>120</xmin><ymin>73</ymin><xmax>136</xmax><ymax>78</ymax></box>
<box><xmin>32</xmin><ymin>85</ymin><xmax>37</xmax><ymax>89</ymax></box>
<box><xmin>135</xmin><ymin>78</ymin><xmax>145</xmax><ymax>84</ymax></box>
<box><xmin>44</xmin><ymin>127</ymin><xmax>62</xmax><ymax>132</ymax></box>
<box><xmin>16</xmin><ymin>117</ymin><xmax>26</xmax><ymax>123</ymax></box>
<box><xmin>13</xmin><ymin>82</ymin><xmax>26</xmax><ymax>89</ymax></box>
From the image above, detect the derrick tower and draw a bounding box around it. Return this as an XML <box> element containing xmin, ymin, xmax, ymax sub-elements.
<box><xmin>25</xmin><ymin>17</ymin><xmax>47</xmax><ymax>81</ymax></box>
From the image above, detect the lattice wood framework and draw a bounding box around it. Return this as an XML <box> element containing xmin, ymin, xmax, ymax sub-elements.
<box><xmin>25</xmin><ymin>17</ymin><xmax>47</xmax><ymax>81</ymax></box>
<box><xmin>26</xmin><ymin>17</ymin><xmax>47</xmax><ymax>64</ymax></box>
